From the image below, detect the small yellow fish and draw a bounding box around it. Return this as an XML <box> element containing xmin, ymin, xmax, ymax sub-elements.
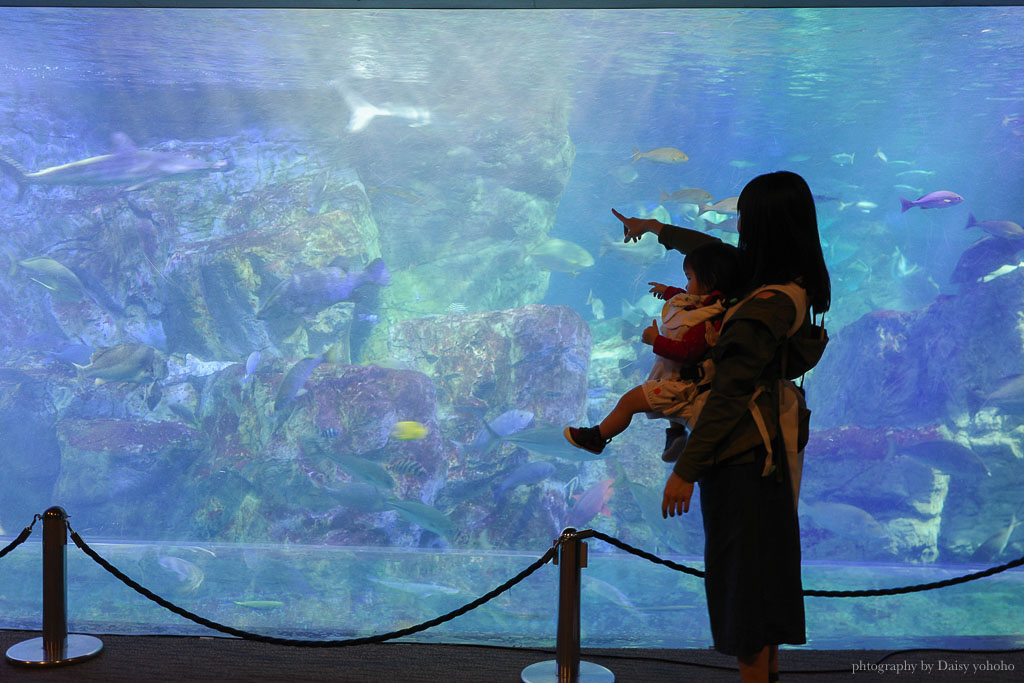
<box><xmin>631</xmin><ymin>147</ymin><xmax>688</xmax><ymax>164</ymax></box>
<box><xmin>391</xmin><ymin>421</ymin><xmax>429</xmax><ymax>441</ymax></box>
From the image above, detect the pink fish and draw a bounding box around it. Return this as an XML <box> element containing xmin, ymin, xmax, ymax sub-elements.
<box><xmin>566</xmin><ymin>478</ymin><xmax>614</xmax><ymax>529</ymax></box>
<box><xmin>900</xmin><ymin>191</ymin><xmax>963</xmax><ymax>212</ymax></box>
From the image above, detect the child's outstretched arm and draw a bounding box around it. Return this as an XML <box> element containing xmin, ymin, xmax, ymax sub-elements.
<box><xmin>649</xmin><ymin>281</ymin><xmax>684</xmax><ymax>300</ymax></box>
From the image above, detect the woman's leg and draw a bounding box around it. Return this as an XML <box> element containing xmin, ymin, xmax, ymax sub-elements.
<box><xmin>597</xmin><ymin>385</ymin><xmax>652</xmax><ymax>439</ymax></box>
<box><xmin>738</xmin><ymin>646</ymin><xmax>769</xmax><ymax>682</ymax></box>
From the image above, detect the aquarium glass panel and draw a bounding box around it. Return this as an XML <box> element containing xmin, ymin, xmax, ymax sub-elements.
<box><xmin>0</xmin><ymin>6</ymin><xmax>1023</xmax><ymax>649</ymax></box>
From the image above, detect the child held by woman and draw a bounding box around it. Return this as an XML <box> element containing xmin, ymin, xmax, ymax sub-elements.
<box><xmin>564</xmin><ymin>240</ymin><xmax>739</xmax><ymax>460</ymax></box>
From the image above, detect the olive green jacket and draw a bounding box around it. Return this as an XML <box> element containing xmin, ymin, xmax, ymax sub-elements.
<box><xmin>657</xmin><ymin>224</ymin><xmax>799</xmax><ymax>482</ymax></box>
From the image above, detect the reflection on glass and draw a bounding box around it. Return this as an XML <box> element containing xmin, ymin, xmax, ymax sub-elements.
<box><xmin>0</xmin><ymin>6</ymin><xmax>1022</xmax><ymax>648</ymax></box>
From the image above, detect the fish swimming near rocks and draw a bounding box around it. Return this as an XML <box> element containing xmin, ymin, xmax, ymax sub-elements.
<box><xmin>386</xmin><ymin>498</ymin><xmax>454</xmax><ymax>539</ymax></box>
<box><xmin>494</xmin><ymin>460</ymin><xmax>556</xmax><ymax>502</ymax></box>
<box><xmin>241</xmin><ymin>350</ymin><xmax>261</xmax><ymax>386</ymax></box>
<box><xmin>566</xmin><ymin>478</ymin><xmax>614</xmax><ymax>528</ymax></box>
<box><xmin>257</xmin><ymin>257</ymin><xmax>390</xmax><ymax>319</ymax></box>
<box><xmin>391</xmin><ymin>421</ymin><xmax>429</xmax><ymax>441</ymax></box>
<box><xmin>964</xmin><ymin>213</ymin><xmax>1024</xmax><ymax>241</ymax></box>
<box><xmin>327</xmin><ymin>452</ymin><xmax>396</xmax><ymax>490</ymax></box>
<box><xmin>971</xmin><ymin>514</ymin><xmax>1020</xmax><ymax>562</ymax></box>
<box><xmin>950</xmin><ymin>236</ymin><xmax>1024</xmax><ymax>285</ymax></box>
<box><xmin>460</xmin><ymin>409</ymin><xmax>535</xmax><ymax>453</ymax></box>
<box><xmin>0</xmin><ymin>133</ymin><xmax>231</xmax><ymax>200</ymax></box>
<box><xmin>527</xmin><ymin>238</ymin><xmax>594</xmax><ymax>275</ymax></box>
<box><xmin>273</xmin><ymin>355</ymin><xmax>325</xmax><ymax>412</ymax></box>
<box><xmin>899</xmin><ymin>439</ymin><xmax>991</xmax><ymax>477</ymax></box>
<box><xmin>631</xmin><ymin>147</ymin><xmax>688</xmax><ymax>164</ymax></box>
<box><xmin>900</xmin><ymin>190</ymin><xmax>964</xmax><ymax>212</ymax></box>
<box><xmin>802</xmin><ymin>501</ymin><xmax>888</xmax><ymax>540</ymax></box>
<box><xmin>499</xmin><ymin>423</ymin><xmax>613</xmax><ymax>462</ymax></box>
<box><xmin>388</xmin><ymin>458</ymin><xmax>427</xmax><ymax>477</ymax></box>
<box><xmin>15</xmin><ymin>257</ymin><xmax>87</xmax><ymax>302</ymax></box>
<box><xmin>74</xmin><ymin>343</ymin><xmax>166</xmax><ymax>385</ymax></box>
<box><xmin>46</xmin><ymin>341</ymin><xmax>96</xmax><ymax>366</ymax></box>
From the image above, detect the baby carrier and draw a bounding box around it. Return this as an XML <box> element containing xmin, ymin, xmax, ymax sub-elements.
<box><xmin>688</xmin><ymin>283</ymin><xmax>828</xmax><ymax>509</ymax></box>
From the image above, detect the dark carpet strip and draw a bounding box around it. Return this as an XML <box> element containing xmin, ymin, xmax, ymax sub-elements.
<box><xmin>3</xmin><ymin>631</ymin><xmax>1023</xmax><ymax>682</ymax></box>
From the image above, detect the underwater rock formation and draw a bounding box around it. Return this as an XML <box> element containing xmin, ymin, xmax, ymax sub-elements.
<box><xmin>387</xmin><ymin>304</ymin><xmax>591</xmax><ymax>427</ymax></box>
<box><xmin>812</xmin><ymin>268</ymin><xmax>1024</xmax><ymax>430</ymax></box>
<box><xmin>806</xmin><ymin>269</ymin><xmax>1024</xmax><ymax>562</ymax></box>
<box><xmin>54</xmin><ymin>418</ymin><xmax>203</xmax><ymax>538</ymax></box>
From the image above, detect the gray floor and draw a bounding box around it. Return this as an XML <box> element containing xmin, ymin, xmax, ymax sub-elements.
<box><xmin>3</xmin><ymin>631</ymin><xmax>1024</xmax><ymax>682</ymax></box>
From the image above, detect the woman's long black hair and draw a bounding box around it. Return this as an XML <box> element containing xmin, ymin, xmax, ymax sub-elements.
<box><xmin>736</xmin><ymin>170</ymin><xmax>831</xmax><ymax>314</ymax></box>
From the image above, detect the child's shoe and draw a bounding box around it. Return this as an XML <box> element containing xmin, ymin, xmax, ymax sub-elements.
<box><xmin>662</xmin><ymin>425</ymin><xmax>688</xmax><ymax>462</ymax></box>
<box><xmin>563</xmin><ymin>425</ymin><xmax>609</xmax><ymax>455</ymax></box>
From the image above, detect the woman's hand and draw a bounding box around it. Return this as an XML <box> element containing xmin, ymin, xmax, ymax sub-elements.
<box><xmin>641</xmin><ymin>319</ymin><xmax>659</xmax><ymax>346</ymax></box>
<box><xmin>648</xmin><ymin>281</ymin><xmax>669</xmax><ymax>299</ymax></box>
<box><xmin>662</xmin><ymin>472</ymin><xmax>694</xmax><ymax>518</ymax></box>
<box><xmin>612</xmin><ymin>208</ymin><xmax>662</xmax><ymax>243</ymax></box>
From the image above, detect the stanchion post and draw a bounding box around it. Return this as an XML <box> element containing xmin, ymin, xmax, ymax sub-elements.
<box><xmin>6</xmin><ymin>506</ymin><xmax>103</xmax><ymax>667</ymax></box>
<box><xmin>42</xmin><ymin>505</ymin><xmax>68</xmax><ymax>660</ymax></box>
<box><xmin>521</xmin><ymin>528</ymin><xmax>614</xmax><ymax>683</ymax></box>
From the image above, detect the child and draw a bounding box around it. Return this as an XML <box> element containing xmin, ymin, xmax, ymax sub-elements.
<box><xmin>564</xmin><ymin>241</ymin><xmax>739</xmax><ymax>460</ymax></box>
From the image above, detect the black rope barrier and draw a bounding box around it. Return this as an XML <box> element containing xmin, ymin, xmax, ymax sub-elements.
<box><xmin>0</xmin><ymin>514</ymin><xmax>41</xmax><ymax>559</ymax></box>
<box><xmin>67</xmin><ymin>521</ymin><xmax>557</xmax><ymax>648</ymax></box>
<box><xmin>587</xmin><ymin>530</ymin><xmax>1024</xmax><ymax>598</ymax></box>
<box><xmin>3</xmin><ymin>511</ymin><xmax>1016</xmax><ymax>654</ymax></box>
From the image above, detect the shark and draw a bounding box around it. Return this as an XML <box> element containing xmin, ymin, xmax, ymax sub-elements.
<box><xmin>0</xmin><ymin>133</ymin><xmax>232</xmax><ymax>200</ymax></box>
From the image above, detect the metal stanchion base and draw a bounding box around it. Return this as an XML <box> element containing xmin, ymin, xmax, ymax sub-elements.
<box><xmin>6</xmin><ymin>634</ymin><xmax>103</xmax><ymax>667</ymax></box>
<box><xmin>521</xmin><ymin>659</ymin><xmax>614</xmax><ymax>683</ymax></box>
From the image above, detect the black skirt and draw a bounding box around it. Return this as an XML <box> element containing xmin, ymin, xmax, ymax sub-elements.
<box><xmin>698</xmin><ymin>448</ymin><xmax>806</xmax><ymax>657</ymax></box>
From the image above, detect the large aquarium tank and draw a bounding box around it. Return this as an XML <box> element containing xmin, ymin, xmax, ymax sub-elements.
<box><xmin>1</xmin><ymin>4</ymin><xmax>1022</xmax><ymax>650</ymax></box>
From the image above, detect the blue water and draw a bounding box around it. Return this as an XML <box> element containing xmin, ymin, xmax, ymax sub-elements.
<box><xmin>0</xmin><ymin>7</ymin><xmax>1022</xmax><ymax>649</ymax></box>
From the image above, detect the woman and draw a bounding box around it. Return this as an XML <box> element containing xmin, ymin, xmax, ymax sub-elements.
<box><xmin>614</xmin><ymin>171</ymin><xmax>831</xmax><ymax>683</ymax></box>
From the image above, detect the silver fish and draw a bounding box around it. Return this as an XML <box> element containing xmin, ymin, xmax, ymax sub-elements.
<box><xmin>74</xmin><ymin>343</ymin><xmax>166</xmax><ymax>385</ymax></box>
<box><xmin>802</xmin><ymin>501</ymin><xmax>888</xmax><ymax>540</ymax></box>
<box><xmin>498</xmin><ymin>423</ymin><xmax>613</xmax><ymax>462</ymax></box>
<box><xmin>900</xmin><ymin>439</ymin><xmax>990</xmax><ymax>477</ymax></box>
<box><xmin>971</xmin><ymin>514</ymin><xmax>1020</xmax><ymax>562</ymax></box>
<box><xmin>631</xmin><ymin>147</ymin><xmax>688</xmax><ymax>164</ymax></box>
<box><xmin>326</xmin><ymin>452</ymin><xmax>395</xmax><ymax>490</ymax></box>
<box><xmin>494</xmin><ymin>461</ymin><xmax>556</xmax><ymax>501</ymax></box>
<box><xmin>273</xmin><ymin>355</ymin><xmax>323</xmax><ymax>411</ymax></box>
<box><xmin>368</xmin><ymin>577</ymin><xmax>461</xmax><ymax>597</ymax></box>
<box><xmin>17</xmin><ymin>257</ymin><xmax>86</xmax><ymax>301</ymax></box>
<box><xmin>241</xmin><ymin>351</ymin><xmax>261</xmax><ymax>386</ymax></box>
<box><xmin>528</xmin><ymin>238</ymin><xmax>594</xmax><ymax>275</ymax></box>
<box><xmin>386</xmin><ymin>498</ymin><xmax>454</xmax><ymax>538</ymax></box>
